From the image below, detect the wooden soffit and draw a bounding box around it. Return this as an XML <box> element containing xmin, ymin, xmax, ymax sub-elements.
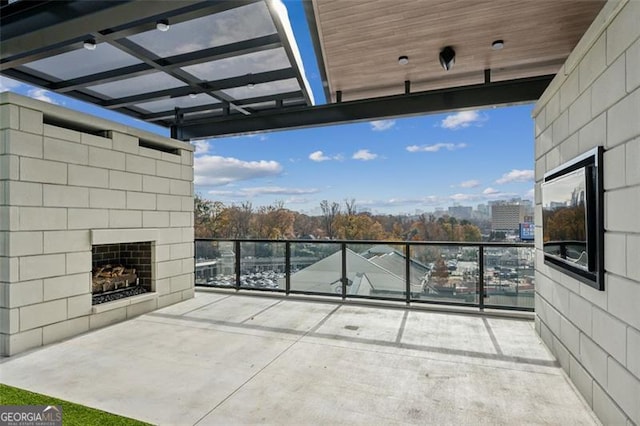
<box><xmin>309</xmin><ymin>0</ymin><xmax>606</xmax><ymax>102</ymax></box>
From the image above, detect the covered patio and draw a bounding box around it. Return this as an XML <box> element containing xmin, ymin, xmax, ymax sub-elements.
<box><xmin>0</xmin><ymin>291</ymin><xmax>597</xmax><ymax>425</ymax></box>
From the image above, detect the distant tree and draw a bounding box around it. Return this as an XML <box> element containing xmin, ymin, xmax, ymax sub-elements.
<box><xmin>462</xmin><ymin>224</ymin><xmax>482</xmax><ymax>242</ymax></box>
<box><xmin>320</xmin><ymin>200</ymin><xmax>340</xmax><ymax>239</ymax></box>
<box><xmin>194</xmin><ymin>194</ymin><xmax>225</xmax><ymax>238</ymax></box>
<box><xmin>489</xmin><ymin>231</ymin><xmax>507</xmax><ymax>241</ymax></box>
<box><xmin>252</xmin><ymin>202</ymin><xmax>295</xmax><ymax>239</ymax></box>
<box><xmin>335</xmin><ymin>213</ymin><xmax>386</xmax><ymax>240</ymax></box>
<box><xmin>344</xmin><ymin>198</ymin><xmax>357</xmax><ymax>215</ymax></box>
<box><xmin>292</xmin><ymin>211</ymin><xmax>319</xmax><ymax>238</ymax></box>
<box><xmin>431</xmin><ymin>258</ymin><xmax>450</xmax><ymax>285</ymax></box>
<box><xmin>225</xmin><ymin>201</ymin><xmax>253</xmax><ymax>238</ymax></box>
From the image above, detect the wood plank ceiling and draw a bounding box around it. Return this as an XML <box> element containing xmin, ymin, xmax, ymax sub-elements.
<box><xmin>311</xmin><ymin>0</ymin><xmax>606</xmax><ymax>102</ymax></box>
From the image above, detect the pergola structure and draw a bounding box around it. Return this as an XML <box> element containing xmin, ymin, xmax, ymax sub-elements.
<box><xmin>3</xmin><ymin>2</ymin><xmax>639</xmax><ymax>424</ymax></box>
<box><xmin>0</xmin><ymin>0</ymin><xmax>604</xmax><ymax>139</ymax></box>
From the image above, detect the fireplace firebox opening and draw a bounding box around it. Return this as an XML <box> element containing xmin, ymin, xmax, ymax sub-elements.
<box><xmin>91</xmin><ymin>241</ymin><xmax>153</xmax><ymax>305</ymax></box>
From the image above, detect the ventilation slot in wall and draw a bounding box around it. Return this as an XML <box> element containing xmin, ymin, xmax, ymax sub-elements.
<box><xmin>43</xmin><ymin>116</ymin><xmax>107</xmax><ymax>138</ymax></box>
<box><xmin>139</xmin><ymin>139</ymin><xmax>180</xmax><ymax>156</ymax></box>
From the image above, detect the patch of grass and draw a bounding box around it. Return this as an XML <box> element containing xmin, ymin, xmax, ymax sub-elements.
<box><xmin>0</xmin><ymin>383</ymin><xmax>151</xmax><ymax>426</ymax></box>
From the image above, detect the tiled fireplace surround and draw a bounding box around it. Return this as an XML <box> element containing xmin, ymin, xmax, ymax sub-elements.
<box><xmin>0</xmin><ymin>93</ymin><xmax>195</xmax><ymax>356</ymax></box>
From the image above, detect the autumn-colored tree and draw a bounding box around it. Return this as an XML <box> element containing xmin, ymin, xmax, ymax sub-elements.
<box><xmin>292</xmin><ymin>212</ymin><xmax>322</xmax><ymax>238</ymax></box>
<box><xmin>252</xmin><ymin>202</ymin><xmax>296</xmax><ymax>239</ymax></box>
<box><xmin>194</xmin><ymin>194</ymin><xmax>226</xmax><ymax>238</ymax></box>
<box><xmin>320</xmin><ymin>200</ymin><xmax>340</xmax><ymax>239</ymax></box>
<box><xmin>544</xmin><ymin>206</ymin><xmax>585</xmax><ymax>242</ymax></box>
<box><xmin>431</xmin><ymin>258</ymin><xmax>450</xmax><ymax>285</ymax></box>
<box><xmin>335</xmin><ymin>213</ymin><xmax>386</xmax><ymax>240</ymax></box>
<box><xmin>224</xmin><ymin>201</ymin><xmax>253</xmax><ymax>238</ymax></box>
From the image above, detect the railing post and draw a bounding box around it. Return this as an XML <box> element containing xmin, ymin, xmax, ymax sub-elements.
<box><xmin>405</xmin><ymin>243</ymin><xmax>411</xmax><ymax>305</ymax></box>
<box><xmin>235</xmin><ymin>240</ymin><xmax>241</xmax><ymax>291</ymax></box>
<box><xmin>285</xmin><ymin>241</ymin><xmax>291</xmax><ymax>295</ymax></box>
<box><xmin>341</xmin><ymin>242</ymin><xmax>347</xmax><ymax>300</ymax></box>
<box><xmin>478</xmin><ymin>244</ymin><xmax>485</xmax><ymax>310</ymax></box>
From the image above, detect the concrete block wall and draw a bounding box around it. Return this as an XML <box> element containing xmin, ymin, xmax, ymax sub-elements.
<box><xmin>0</xmin><ymin>92</ymin><xmax>195</xmax><ymax>356</ymax></box>
<box><xmin>532</xmin><ymin>1</ymin><xmax>640</xmax><ymax>424</ymax></box>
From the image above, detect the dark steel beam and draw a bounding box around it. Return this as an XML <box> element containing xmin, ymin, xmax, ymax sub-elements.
<box><xmin>139</xmin><ymin>90</ymin><xmax>304</xmax><ymax>122</ymax></box>
<box><xmin>157</xmin><ymin>34</ymin><xmax>282</xmax><ymax>69</ymax></box>
<box><xmin>204</xmin><ymin>68</ymin><xmax>296</xmax><ymax>91</ymax></box>
<box><xmin>176</xmin><ymin>75</ymin><xmax>555</xmax><ymax>140</ymax></box>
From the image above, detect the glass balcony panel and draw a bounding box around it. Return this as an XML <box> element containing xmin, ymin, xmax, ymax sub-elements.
<box><xmin>289</xmin><ymin>242</ymin><xmax>341</xmax><ymax>296</ymax></box>
<box><xmin>239</xmin><ymin>241</ymin><xmax>285</xmax><ymax>291</ymax></box>
<box><xmin>195</xmin><ymin>240</ymin><xmax>235</xmax><ymax>287</ymax></box>
<box><xmin>409</xmin><ymin>244</ymin><xmax>479</xmax><ymax>305</ymax></box>
<box><xmin>483</xmin><ymin>246</ymin><xmax>535</xmax><ymax>309</ymax></box>
<box><xmin>346</xmin><ymin>243</ymin><xmax>407</xmax><ymax>299</ymax></box>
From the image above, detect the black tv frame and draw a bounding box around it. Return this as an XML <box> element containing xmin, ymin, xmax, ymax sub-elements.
<box><xmin>542</xmin><ymin>146</ymin><xmax>604</xmax><ymax>290</ymax></box>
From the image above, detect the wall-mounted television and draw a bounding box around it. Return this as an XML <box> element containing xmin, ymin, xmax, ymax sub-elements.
<box><xmin>541</xmin><ymin>147</ymin><xmax>604</xmax><ymax>290</ymax></box>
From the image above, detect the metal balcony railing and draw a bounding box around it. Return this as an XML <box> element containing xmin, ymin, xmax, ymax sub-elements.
<box><xmin>194</xmin><ymin>239</ymin><xmax>535</xmax><ymax>312</ymax></box>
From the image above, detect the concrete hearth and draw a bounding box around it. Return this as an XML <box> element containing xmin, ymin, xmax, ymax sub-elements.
<box><xmin>0</xmin><ymin>92</ymin><xmax>195</xmax><ymax>356</ymax></box>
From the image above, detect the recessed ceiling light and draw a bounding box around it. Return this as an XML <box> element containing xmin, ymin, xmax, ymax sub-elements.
<box><xmin>156</xmin><ymin>19</ymin><xmax>170</xmax><ymax>32</ymax></box>
<box><xmin>398</xmin><ymin>56</ymin><xmax>409</xmax><ymax>65</ymax></box>
<box><xmin>83</xmin><ymin>39</ymin><xmax>97</xmax><ymax>50</ymax></box>
<box><xmin>491</xmin><ymin>40</ymin><xmax>504</xmax><ymax>50</ymax></box>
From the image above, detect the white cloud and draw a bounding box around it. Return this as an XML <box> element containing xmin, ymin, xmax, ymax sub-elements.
<box><xmin>309</xmin><ymin>150</ymin><xmax>330</xmax><ymax>162</ymax></box>
<box><xmin>370</xmin><ymin>120</ymin><xmax>396</xmax><ymax>131</ymax></box>
<box><xmin>483</xmin><ymin>187</ymin><xmax>499</xmax><ymax>195</ymax></box>
<box><xmin>194</xmin><ymin>155</ymin><xmax>282</xmax><ymax>186</ymax></box>
<box><xmin>209</xmin><ymin>186</ymin><xmax>319</xmax><ymax>198</ymax></box>
<box><xmin>193</xmin><ymin>140</ymin><xmax>211</xmax><ymax>156</ymax></box>
<box><xmin>309</xmin><ymin>150</ymin><xmax>343</xmax><ymax>162</ymax></box>
<box><xmin>0</xmin><ymin>76</ymin><xmax>22</xmax><ymax>92</ymax></box>
<box><xmin>459</xmin><ymin>179</ymin><xmax>481</xmax><ymax>188</ymax></box>
<box><xmin>525</xmin><ymin>188</ymin><xmax>535</xmax><ymax>199</ymax></box>
<box><xmin>27</xmin><ymin>88</ymin><xmax>59</xmax><ymax>104</ymax></box>
<box><xmin>352</xmin><ymin>149</ymin><xmax>378</xmax><ymax>161</ymax></box>
<box><xmin>495</xmin><ymin>169</ymin><xmax>535</xmax><ymax>184</ymax></box>
<box><xmin>440</xmin><ymin>110</ymin><xmax>485</xmax><ymax>129</ymax></box>
<box><xmin>285</xmin><ymin>197</ymin><xmax>313</xmax><ymax>205</ymax></box>
<box><xmin>450</xmin><ymin>193</ymin><xmax>480</xmax><ymax>202</ymax></box>
<box><xmin>406</xmin><ymin>143</ymin><xmax>467</xmax><ymax>153</ymax></box>
<box><xmin>360</xmin><ymin>196</ymin><xmax>444</xmax><ymax>208</ymax></box>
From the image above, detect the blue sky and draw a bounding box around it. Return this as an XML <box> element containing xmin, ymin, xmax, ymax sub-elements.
<box><xmin>0</xmin><ymin>0</ymin><xmax>535</xmax><ymax>215</ymax></box>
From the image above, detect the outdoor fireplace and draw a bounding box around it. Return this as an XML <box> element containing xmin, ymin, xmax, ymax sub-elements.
<box><xmin>1</xmin><ymin>93</ymin><xmax>195</xmax><ymax>356</ymax></box>
<box><xmin>91</xmin><ymin>242</ymin><xmax>153</xmax><ymax>305</ymax></box>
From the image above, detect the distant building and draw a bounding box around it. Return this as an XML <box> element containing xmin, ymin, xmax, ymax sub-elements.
<box><xmin>491</xmin><ymin>203</ymin><xmax>526</xmax><ymax>231</ymax></box>
<box><xmin>448</xmin><ymin>205</ymin><xmax>472</xmax><ymax>220</ymax></box>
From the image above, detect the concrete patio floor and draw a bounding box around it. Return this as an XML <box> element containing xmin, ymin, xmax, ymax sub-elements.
<box><xmin>1</xmin><ymin>290</ymin><xmax>599</xmax><ymax>425</ymax></box>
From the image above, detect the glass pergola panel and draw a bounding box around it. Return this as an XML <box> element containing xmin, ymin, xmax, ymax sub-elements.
<box><xmin>21</xmin><ymin>44</ymin><xmax>142</xmax><ymax>80</ymax></box>
<box><xmin>127</xmin><ymin>2</ymin><xmax>277</xmax><ymax>58</ymax></box>
<box><xmin>181</xmin><ymin>48</ymin><xmax>290</xmax><ymax>81</ymax></box>
<box><xmin>86</xmin><ymin>72</ymin><xmax>186</xmax><ymax>98</ymax></box>
<box><xmin>134</xmin><ymin>94</ymin><xmax>219</xmax><ymax>113</ymax></box>
<box><xmin>222</xmin><ymin>78</ymin><xmax>300</xmax><ymax>100</ymax></box>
